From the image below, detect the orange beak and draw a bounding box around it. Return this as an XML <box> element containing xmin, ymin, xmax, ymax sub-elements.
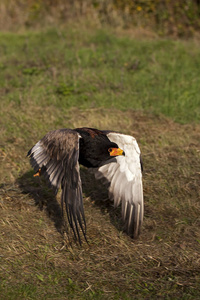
<box><xmin>109</xmin><ymin>148</ymin><xmax>125</xmax><ymax>157</ymax></box>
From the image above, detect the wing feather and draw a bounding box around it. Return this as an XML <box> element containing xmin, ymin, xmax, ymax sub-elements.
<box><xmin>27</xmin><ymin>129</ymin><xmax>86</xmax><ymax>244</ymax></box>
<box><xmin>94</xmin><ymin>132</ymin><xmax>143</xmax><ymax>239</ymax></box>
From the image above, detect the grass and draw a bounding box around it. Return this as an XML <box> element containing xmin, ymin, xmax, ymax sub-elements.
<box><xmin>0</xmin><ymin>26</ymin><xmax>200</xmax><ymax>299</ymax></box>
<box><xmin>0</xmin><ymin>28</ymin><xmax>200</xmax><ymax>125</ymax></box>
<box><xmin>0</xmin><ymin>0</ymin><xmax>200</xmax><ymax>37</ymax></box>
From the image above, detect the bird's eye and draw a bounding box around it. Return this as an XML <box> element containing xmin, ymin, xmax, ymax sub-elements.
<box><xmin>108</xmin><ymin>148</ymin><xmax>112</xmax><ymax>153</ymax></box>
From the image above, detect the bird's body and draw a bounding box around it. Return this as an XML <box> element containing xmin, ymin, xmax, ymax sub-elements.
<box><xmin>27</xmin><ymin>127</ymin><xmax>143</xmax><ymax>243</ymax></box>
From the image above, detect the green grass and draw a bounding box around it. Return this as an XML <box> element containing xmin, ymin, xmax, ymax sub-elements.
<box><xmin>0</xmin><ymin>26</ymin><xmax>200</xmax><ymax>299</ymax></box>
<box><xmin>0</xmin><ymin>28</ymin><xmax>200</xmax><ymax>126</ymax></box>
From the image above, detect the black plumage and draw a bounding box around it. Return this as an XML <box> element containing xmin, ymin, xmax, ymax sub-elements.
<box><xmin>27</xmin><ymin>127</ymin><xmax>143</xmax><ymax>244</ymax></box>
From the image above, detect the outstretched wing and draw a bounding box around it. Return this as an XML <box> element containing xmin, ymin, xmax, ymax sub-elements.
<box><xmin>94</xmin><ymin>132</ymin><xmax>143</xmax><ymax>239</ymax></box>
<box><xmin>27</xmin><ymin>129</ymin><xmax>86</xmax><ymax>244</ymax></box>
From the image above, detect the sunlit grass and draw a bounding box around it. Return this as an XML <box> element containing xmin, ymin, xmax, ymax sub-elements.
<box><xmin>0</xmin><ymin>28</ymin><xmax>199</xmax><ymax>126</ymax></box>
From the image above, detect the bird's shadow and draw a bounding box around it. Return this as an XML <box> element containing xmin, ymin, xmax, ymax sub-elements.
<box><xmin>81</xmin><ymin>168</ymin><xmax>123</xmax><ymax>232</ymax></box>
<box><xmin>17</xmin><ymin>170</ymin><xmax>64</xmax><ymax>234</ymax></box>
<box><xmin>17</xmin><ymin>168</ymin><xmax>123</xmax><ymax>239</ymax></box>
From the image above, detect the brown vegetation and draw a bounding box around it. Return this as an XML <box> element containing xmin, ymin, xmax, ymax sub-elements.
<box><xmin>0</xmin><ymin>0</ymin><xmax>200</xmax><ymax>37</ymax></box>
<box><xmin>1</xmin><ymin>108</ymin><xmax>200</xmax><ymax>298</ymax></box>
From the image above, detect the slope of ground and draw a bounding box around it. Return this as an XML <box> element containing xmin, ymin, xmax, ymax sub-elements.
<box><xmin>1</xmin><ymin>108</ymin><xmax>200</xmax><ymax>299</ymax></box>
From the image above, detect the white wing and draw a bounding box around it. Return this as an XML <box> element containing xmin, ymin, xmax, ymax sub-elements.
<box><xmin>94</xmin><ymin>132</ymin><xmax>143</xmax><ymax>238</ymax></box>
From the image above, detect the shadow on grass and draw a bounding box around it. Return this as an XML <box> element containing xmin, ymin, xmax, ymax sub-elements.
<box><xmin>80</xmin><ymin>168</ymin><xmax>124</xmax><ymax>233</ymax></box>
<box><xmin>17</xmin><ymin>170</ymin><xmax>64</xmax><ymax>234</ymax></box>
<box><xmin>17</xmin><ymin>168</ymin><xmax>123</xmax><ymax>240</ymax></box>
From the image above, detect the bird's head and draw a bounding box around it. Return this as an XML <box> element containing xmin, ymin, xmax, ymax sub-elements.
<box><xmin>78</xmin><ymin>132</ymin><xmax>125</xmax><ymax>168</ymax></box>
<box><xmin>89</xmin><ymin>139</ymin><xmax>125</xmax><ymax>166</ymax></box>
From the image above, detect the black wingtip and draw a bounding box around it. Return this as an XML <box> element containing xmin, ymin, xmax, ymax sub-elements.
<box><xmin>27</xmin><ymin>148</ymin><xmax>32</xmax><ymax>157</ymax></box>
<box><xmin>123</xmin><ymin>202</ymin><xmax>141</xmax><ymax>240</ymax></box>
<box><xmin>140</xmin><ymin>155</ymin><xmax>143</xmax><ymax>172</ymax></box>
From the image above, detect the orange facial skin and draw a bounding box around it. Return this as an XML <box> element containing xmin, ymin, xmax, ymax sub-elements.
<box><xmin>108</xmin><ymin>148</ymin><xmax>125</xmax><ymax>157</ymax></box>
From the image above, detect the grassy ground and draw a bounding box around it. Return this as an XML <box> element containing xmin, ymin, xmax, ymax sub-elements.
<box><xmin>0</xmin><ymin>27</ymin><xmax>200</xmax><ymax>299</ymax></box>
<box><xmin>0</xmin><ymin>27</ymin><xmax>200</xmax><ymax>124</ymax></box>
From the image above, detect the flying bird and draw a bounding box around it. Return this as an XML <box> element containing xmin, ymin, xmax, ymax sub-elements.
<box><xmin>27</xmin><ymin>127</ymin><xmax>143</xmax><ymax>244</ymax></box>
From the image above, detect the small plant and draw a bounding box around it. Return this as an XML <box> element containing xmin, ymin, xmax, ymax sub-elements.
<box><xmin>22</xmin><ymin>67</ymin><xmax>41</xmax><ymax>76</ymax></box>
<box><xmin>55</xmin><ymin>83</ymin><xmax>76</xmax><ymax>96</ymax></box>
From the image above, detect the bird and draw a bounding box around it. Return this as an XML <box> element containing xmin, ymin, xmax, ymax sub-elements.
<box><xmin>27</xmin><ymin>127</ymin><xmax>143</xmax><ymax>244</ymax></box>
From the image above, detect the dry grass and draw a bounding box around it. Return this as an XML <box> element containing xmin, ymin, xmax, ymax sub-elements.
<box><xmin>0</xmin><ymin>0</ymin><xmax>200</xmax><ymax>38</ymax></box>
<box><xmin>0</xmin><ymin>108</ymin><xmax>200</xmax><ymax>298</ymax></box>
